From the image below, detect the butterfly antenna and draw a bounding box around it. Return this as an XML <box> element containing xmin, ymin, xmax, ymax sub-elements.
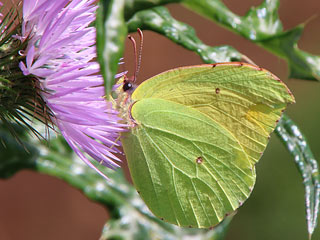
<box><xmin>135</xmin><ymin>28</ymin><xmax>144</xmax><ymax>82</ymax></box>
<box><xmin>128</xmin><ymin>34</ymin><xmax>138</xmax><ymax>81</ymax></box>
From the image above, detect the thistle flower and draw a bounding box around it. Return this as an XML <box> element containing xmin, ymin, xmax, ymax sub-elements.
<box><xmin>0</xmin><ymin>0</ymin><xmax>127</xmax><ymax>178</ymax></box>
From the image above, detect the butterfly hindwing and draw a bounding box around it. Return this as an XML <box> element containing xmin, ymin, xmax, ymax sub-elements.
<box><xmin>122</xmin><ymin>98</ymin><xmax>255</xmax><ymax>228</ymax></box>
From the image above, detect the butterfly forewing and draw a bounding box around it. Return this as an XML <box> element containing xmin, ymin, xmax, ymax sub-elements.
<box><xmin>131</xmin><ymin>63</ymin><xmax>295</xmax><ymax>165</ymax></box>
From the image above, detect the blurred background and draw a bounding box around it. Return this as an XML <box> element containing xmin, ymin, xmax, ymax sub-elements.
<box><xmin>0</xmin><ymin>0</ymin><xmax>320</xmax><ymax>239</ymax></box>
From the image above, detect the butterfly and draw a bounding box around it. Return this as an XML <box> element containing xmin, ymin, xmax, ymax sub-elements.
<box><xmin>114</xmin><ymin>29</ymin><xmax>295</xmax><ymax>228</ymax></box>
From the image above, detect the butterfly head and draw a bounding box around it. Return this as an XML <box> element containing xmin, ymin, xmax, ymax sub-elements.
<box><xmin>121</xmin><ymin>28</ymin><xmax>143</xmax><ymax>93</ymax></box>
<box><xmin>123</xmin><ymin>80</ymin><xmax>133</xmax><ymax>91</ymax></box>
<box><xmin>122</xmin><ymin>75</ymin><xmax>136</xmax><ymax>93</ymax></box>
<box><xmin>112</xmin><ymin>29</ymin><xmax>143</xmax><ymax>126</ymax></box>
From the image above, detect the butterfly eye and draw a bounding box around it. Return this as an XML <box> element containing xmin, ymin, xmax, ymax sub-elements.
<box><xmin>123</xmin><ymin>81</ymin><xmax>133</xmax><ymax>91</ymax></box>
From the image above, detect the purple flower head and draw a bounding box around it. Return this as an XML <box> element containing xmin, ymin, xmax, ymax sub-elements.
<box><xmin>18</xmin><ymin>0</ymin><xmax>127</xmax><ymax>179</ymax></box>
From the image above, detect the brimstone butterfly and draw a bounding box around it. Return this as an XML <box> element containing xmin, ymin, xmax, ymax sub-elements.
<box><xmin>114</xmin><ymin>31</ymin><xmax>295</xmax><ymax>228</ymax></box>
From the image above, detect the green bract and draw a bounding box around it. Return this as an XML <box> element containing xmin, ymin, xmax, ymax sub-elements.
<box><xmin>117</xmin><ymin>63</ymin><xmax>295</xmax><ymax>228</ymax></box>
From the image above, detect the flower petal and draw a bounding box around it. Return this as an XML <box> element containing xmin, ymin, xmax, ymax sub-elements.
<box><xmin>19</xmin><ymin>0</ymin><xmax>127</xmax><ymax>178</ymax></box>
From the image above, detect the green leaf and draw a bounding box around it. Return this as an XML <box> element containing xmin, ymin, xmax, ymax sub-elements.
<box><xmin>0</xmin><ymin>124</ymin><xmax>231</xmax><ymax>239</ymax></box>
<box><xmin>181</xmin><ymin>0</ymin><xmax>320</xmax><ymax>80</ymax></box>
<box><xmin>124</xmin><ymin>0</ymin><xmax>182</xmax><ymax>20</ymax></box>
<box><xmin>127</xmin><ymin>6</ymin><xmax>242</xmax><ymax>63</ymax></box>
<box><xmin>100</xmin><ymin>208</ymin><xmax>234</xmax><ymax>240</ymax></box>
<box><xmin>275</xmin><ymin>115</ymin><xmax>320</xmax><ymax>238</ymax></box>
<box><xmin>0</xmin><ymin>124</ymin><xmax>38</xmax><ymax>178</ymax></box>
<box><xmin>118</xmin><ymin>63</ymin><xmax>294</xmax><ymax>228</ymax></box>
<box><xmin>260</xmin><ymin>25</ymin><xmax>320</xmax><ymax>80</ymax></box>
<box><xmin>96</xmin><ymin>0</ymin><xmax>127</xmax><ymax>97</ymax></box>
<box><xmin>183</xmin><ymin>0</ymin><xmax>282</xmax><ymax>41</ymax></box>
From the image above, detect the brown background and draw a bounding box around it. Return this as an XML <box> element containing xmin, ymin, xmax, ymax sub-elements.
<box><xmin>1</xmin><ymin>0</ymin><xmax>320</xmax><ymax>239</ymax></box>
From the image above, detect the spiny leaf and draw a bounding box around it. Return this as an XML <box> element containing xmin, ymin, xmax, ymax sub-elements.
<box><xmin>127</xmin><ymin>6</ymin><xmax>242</xmax><ymax>63</ymax></box>
<box><xmin>182</xmin><ymin>0</ymin><xmax>282</xmax><ymax>41</ymax></box>
<box><xmin>275</xmin><ymin>114</ymin><xmax>320</xmax><ymax>238</ymax></box>
<box><xmin>96</xmin><ymin>0</ymin><xmax>127</xmax><ymax>96</ymax></box>
<box><xmin>124</xmin><ymin>0</ymin><xmax>182</xmax><ymax>20</ymax></box>
<box><xmin>101</xmin><ymin>213</ymin><xmax>233</xmax><ymax>240</ymax></box>
<box><xmin>0</xmin><ymin>123</ymin><xmax>37</xmax><ymax>178</ymax></box>
<box><xmin>261</xmin><ymin>25</ymin><xmax>320</xmax><ymax>80</ymax></box>
<box><xmin>181</xmin><ymin>0</ymin><xmax>320</xmax><ymax>80</ymax></box>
